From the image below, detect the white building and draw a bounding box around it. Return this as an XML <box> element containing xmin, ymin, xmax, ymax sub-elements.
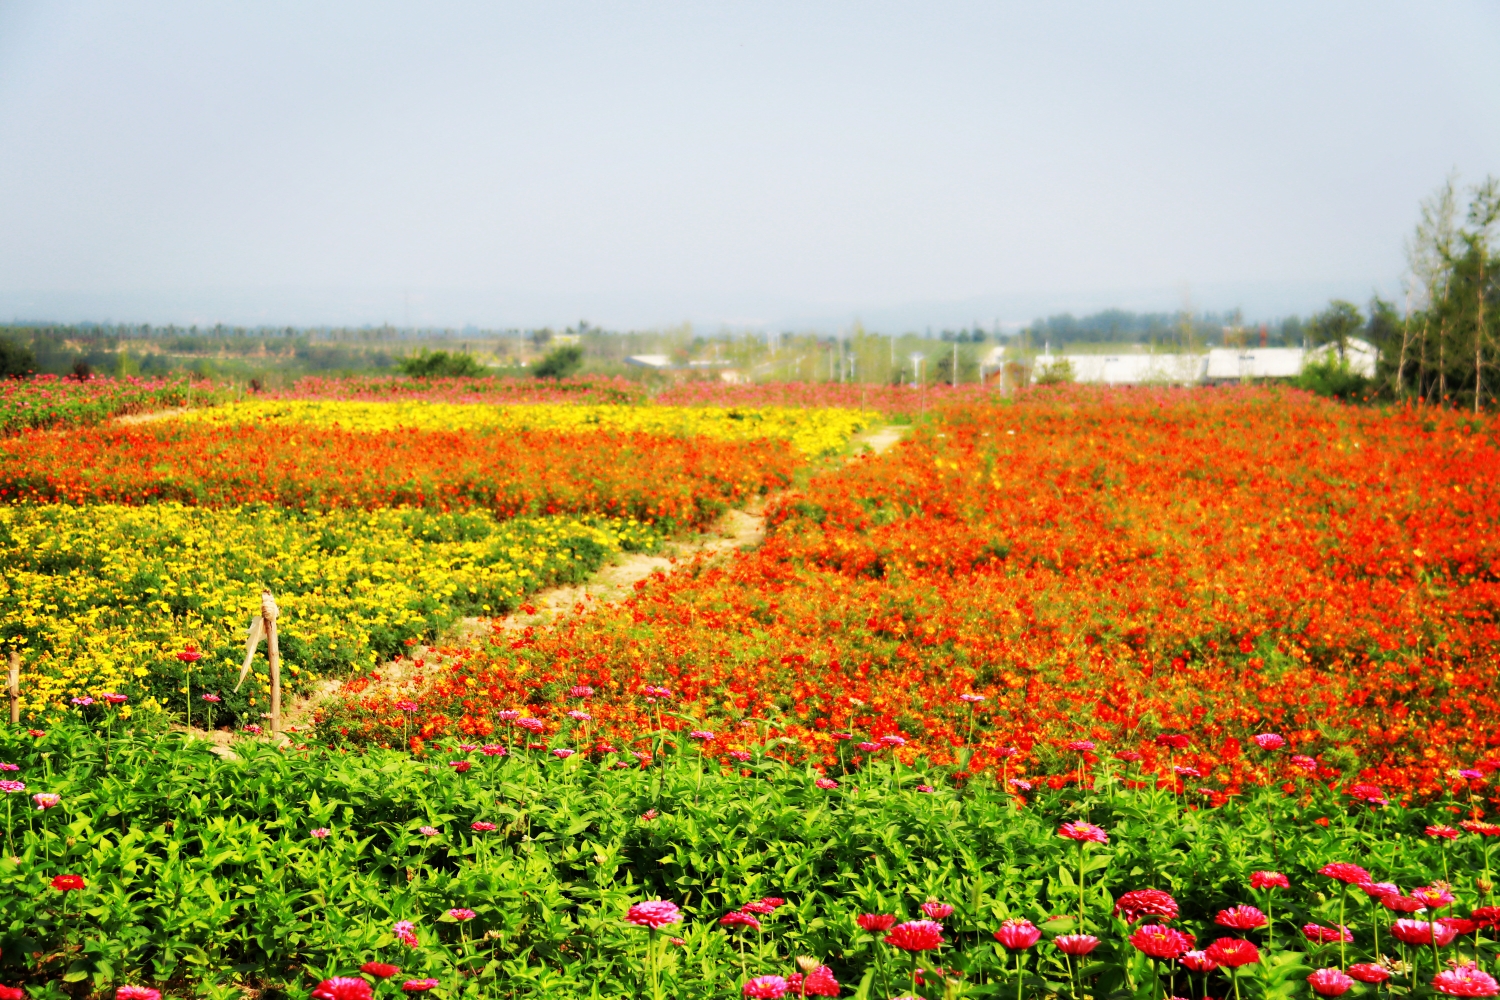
<box><xmin>1033</xmin><ymin>352</ymin><xmax>1207</xmax><ymax>385</ymax></box>
<box><xmin>1204</xmin><ymin>338</ymin><xmax>1378</xmax><ymax>382</ymax></box>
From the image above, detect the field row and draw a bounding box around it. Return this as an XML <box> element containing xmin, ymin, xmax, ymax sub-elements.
<box><xmin>0</xmin><ymin>505</ymin><xmax>658</xmax><ymax>718</ymax></box>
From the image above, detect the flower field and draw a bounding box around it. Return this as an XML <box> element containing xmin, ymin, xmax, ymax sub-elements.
<box><xmin>3</xmin><ymin>382</ymin><xmax>1500</xmax><ymax>999</ymax></box>
<box><xmin>0</xmin><ymin>376</ymin><xmax>222</xmax><ymax>434</ymax></box>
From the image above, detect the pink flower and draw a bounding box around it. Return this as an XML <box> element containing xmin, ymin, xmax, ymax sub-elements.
<box><xmin>201</xmin><ymin>693</ymin><xmax>221</xmax><ymax>703</ymax></box>
<box><xmin>568</xmin><ymin>685</ymin><xmax>595</xmax><ymax>699</ymax></box>
<box><xmin>1116</xmin><ymin>889</ymin><xmax>1179</xmax><ymax>923</ymax></box>
<box><xmin>788</xmin><ymin>965</ymin><xmax>841</xmax><ymax>997</ymax></box>
<box><xmin>455</xmin><ymin>744</ymin><xmax>477</xmax><ymax>753</ymax></box>
<box><xmin>1249</xmin><ymin>871</ymin><xmax>1289</xmax><ymax>890</ymax></box>
<box><xmin>32</xmin><ymin>792</ymin><xmax>60</xmax><ymax>810</ymax></box>
<box><xmin>1203</xmin><ymin>938</ymin><xmax>1260</xmax><ymax>968</ymax></box>
<box><xmin>448</xmin><ymin>760</ymin><xmax>472</xmax><ymax>772</ymax></box>
<box><xmin>312</xmin><ymin>978</ymin><xmax>373</xmax><ymax>1000</ymax></box>
<box><xmin>915</xmin><ymin>784</ymin><xmax>935</xmax><ymax>793</ymax></box>
<box><xmin>102</xmin><ymin>693</ymin><xmax>128</xmax><ymax>705</ymax></box>
<box><xmin>447</xmin><ymin>908</ymin><xmax>476</xmax><ymax>921</ymax></box>
<box><xmin>1054</xmin><ymin>934</ymin><xmax>1100</xmax><ymax>956</ymax></box>
<box><xmin>815</xmin><ymin>777</ymin><xmax>838</xmax><ymax>789</ymax></box>
<box><xmin>117</xmin><ymin>988</ymin><xmax>162</xmax><ymax>1000</ymax></box>
<box><xmin>1067</xmin><ymin>740</ymin><xmax>1096</xmax><ymax>752</ymax></box>
<box><xmin>1413</xmin><ymin>884</ymin><xmax>1457</xmax><ymax>909</ymax></box>
<box><xmin>1319</xmin><ymin>863</ymin><xmax>1372</xmax><ymax>886</ymax></box>
<box><xmin>857</xmin><ymin>913</ymin><xmax>895</xmax><ymax>932</ymax></box>
<box><xmin>742</xmin><ymin>976</ymin><xmax>788</xmax><ymax>999</ymax></box>
<box><xmin>1131</xmin><ymin>925</ymin><xmax>1193</xmax><ymax>959</ymax></box>
<box><xmin>393</xmin><ymin>920</ymin><xmax>419</xmax><ymax>947</ymax></box>
<box><xmin>857</xmin><ymin>741</ymin><xmax>880</xmax><ymax>752</ymax></box>
<box><xmin>994</xmin><ymin>919</ymin><xmax>1041</xmax><ymax>950</ymax></box>
<box><xmin>1058</xmin><ymin>821</ymin><xmax>1108</xmax><ymax>844</ymax></box>
<box><xmin>921</xmin><ymin>901</ymin><xmax>954</xmax><ymax>920</ymax></box>
<box><xmin>720</xmin><ymin>911</ymin><xmax>762</xmax><ymax>930</ymax></box>
<box><xmin>1302</xmin><ymin>924</ymin><xmax>1353</xmax><ymax>944</ymax></box>
<box><xmin>689</xmin><ymin>730</ymin><xmax>715</xmax><ymax>741</ymax></box>
<box><xmin>311</xmin><ymin>828</ymin><xmax>331</xmax><ymax>839</ymax></box>
<box><xmin>741</xmin><ymin>900</ymin><xmax>776</xmax><ymax>915</ymax></box>
<box><xmin>1391</xmin><ymin>919</ymin><xmax>1441</xmax><ymax>945</ymax></box>
<box><xmin>1429</xmin><ymin>825</ymin><xmax>1463</xmax><ymax>840</ymax></box>
<box><xmin>497</xmin><ymin>709</ymin><xmax>520</xmax><ymax>722</ymax></box>
<box><xmin>552</xmin><ymin>749</ymin><xmax>574</xmax><ymax>759</ymax></box>
<box><xmin>884</xmin><ymin>920</ymin><xmax>945</xmax><ymax>952</ymax></box>
<box><xmin>626</xmin><ymin>900</ymin><xmax>683</xmax><ymax>929</ymax></box>
<box><xmin>567</xmin><ymin>710</ymin><xmax>592</xmax><ymax>722</ymax></box>
<box><xmin>0</xmin><ymin>781</ymin><xmax>24</xmax><ymax>794</ymax></box>
<box><xmin>1307</xmin><ymin>968</ymin><xmax>1355</xmax><ymax>997</ymax></box>
<box><xmin>1347</xmin><ymin>964</ymin><xmax>1392</xmax><ymax>984</ymax></box>
<box><xmin>1215</xmin><ymin>905</ymin><xmax>1267</xmax><ymax>930</ymax></box>
<box><xmin>1252</xmin><ymin>733</ymin><xmax>1285</xmax><ymax>750</ymax></box>
<box><xmin>997</xmin><ymin>746</ymin><xmax>1020</xmax><ymax>758</ymax></box>
<box><xmin>1434</xmin><ymin>963</ymin><xmax>1500</xmax><ymax>997</ymax></box>
<box><xmin>401</xmin><ymin>980</ymin><xmax>440</xmax><ymax>993</ymax></box>
<box><xmin>480</xmin><ymin>744</ymin><xmax>507</xmax><ymax>757</ymax></box>
<box><xmin>0</xmin><ymin>763</ymin><xmax>16</xmax><ymax>771</ymax></box>
<box><xmin>879</xmin><ymin>734</ymin><xmax>907</xmax><ymax>748</ymax></box>
<box><xmin>419</xmin><ymin>826</ymin><xmax>439</xmax><ymax>837</ymax></box>
<box><xmin>516</xmin><ymin>718</ymin><xmax>544</xmax><ymax>733</ymax></box>
<box><xmin>396</xmin><ymin>700</ymin><xmax>419</xmax><ymax>713</ymax></box>
<box><xmin>470</xmin><ymin>821</ymin><xmax>496</xmax><ymax>832</ymax></box>
<box><xmin>959</xmin><ymin>693</ymin><xmax>985</xmax><ymax>703</ymax></box>
<box><xmin>1361</xmin><ymin>882</ymin><xmax>1400</xmax><ymax>900</ymax></box>
<box><xmin>1179</xmin><ymin>950</ymin><xmax>1218</xmax><ymax>972</ymax></box>
<box><xmin>1008</xmin><ymin>778</ymin><xmax>1033</xmax><ymax>791</ymax></box>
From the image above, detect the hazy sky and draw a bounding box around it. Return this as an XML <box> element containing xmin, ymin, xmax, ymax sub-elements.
<box><xmin>1</xmin><ymin>2</ymin><xmax>1497</xmax><ymax>331</ymax></box>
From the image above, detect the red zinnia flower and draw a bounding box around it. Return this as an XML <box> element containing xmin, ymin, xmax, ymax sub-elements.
<box><xmin>884</xmin><ymin>920</ymin><xmax>945</xmax><ymax>952</ymax></box>
<box><xmin>1384</xmin><ymin>895</ymin><xmax>1427</xmax><ymax>914</ymax></box>
<box><xmin>360</xmin><ymin>963</ymin><xmax>400</xmax><ymax>979</ymax></box>
<box><xmin>1116</xmin><ymin>889</ymin><xmax>1180</xmax><ymax>923</ymax></box>
<box><xmin>1433</xmin><ymin>963</ymin><xmax>1500</xmax><ymax>997</ymax></box>
<box><xmin>921</xmin><ymin>901</ymin><xmax>954</xmax><ymax>919</ymax></box>
<box><xmin>626</xmin><ymin>900</ymin><xmax>683</xmax><ymax>929</ymax></box>
<box><xmin>1347</xmin><ymin>964</ymin><xmax>1391</xmax><ymax>984</ymax></box>
<box><xmin>401</xmin><ymin>980</ymin><xmax>440</xmax><ymax>993</ymax></box>
<box><xmin>1130</xmin><ymin>924</ymin><xmax>1192</xmax><ymax>959</ymax></box>
<box><xmin>1249</xmin><ymin>871</ymin><xmax>1290</xmax><ymax>890</ymax></box>
<box><xmin>117</xmin><ymin>988</ymin><xmax>162</xmax><ymax>1000</ymax></box>
<box><xmin>1319</xmin><ymin>863</ymin><xmax>1372</xmax><ymax>885</ymax></box>
<box><xmin>1428</xmin><ymin>825</ymin><xmax>1463</xmax><ymax>840</ymax></box>
<box><xmin>50</xmin><ymin>874</ymin><xmax>85</xmax><ymax>892</ymax></box>
<box><xmin>1179</xmin><ymin>950</ymin><xmax>1218</xmax><ymax>972</ymax></box>
<box><xmin>742</xmin><ymin>976</ymin><xmax>789</xmax><ymax>999</ymax></box>
<box><xmin>857</xmin><ymin>913</ymin><xmax>896</xmax><ymax>932</ymax></box>
<box><xmin>312</xmin><ymin>978</ymin><xmax>373</xmax><ymax>1000</ymax></box>
<box><xmin>0</xmin><ymin>988</ymin><xmax>25</xmax><ymax>1000</ymax></box>
<box><xmin>1215</xmin><ymin>905</ymin><xmax>1266</xmax><ymax>930</ymax></box>
<box><xmin>788</xmin><ymin>965</ymin><xmax>841</xmax><ymax>997</ymax></box>
<box><xmin>1302</xmin><ymin>924</ymin><xmax>1353</xmax><ymax>944</ymax></box>
<box><xmin>1058</xmin><ymin>821</ymin><xmax>1108</xmax><ymax>844</ymax></box>
<box><xmin>720</xmin><ymin>911</ymin><xmax>762</xmax><ymax>930</ymax></box>
<box><xmin>1204</xmin><ymin>938</ymin><xmax>1260</xmax><ymax>968</ymax></box>
<box><xmin>1054</xmin><ymin>934</ymin><xmax>1099</xmax><ymax>956</ymax></box>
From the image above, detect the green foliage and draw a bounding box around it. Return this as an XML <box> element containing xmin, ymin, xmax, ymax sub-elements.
<box><xmin>533</xmin><ymin>345</ymin><xmax>585</xmax><ymax>380</ymax></box>
<box><xmin>399</xmin><ymin>350</ymin><xmax>486</xmax><ymax>379</ymax></box>
<box><xmin>1034</xmin><ymin>358</ymin><xmax>1076</xmax><ymax>385</ymax></box>
<box><xmin>0</xmin><ymin>336</ymin><xmax>35</xmax><ymax>379</ymax></box>
<box><xmin>0</xmin><ymin>724</ymin><xmax>1487</xmax><ymax>998</ymax></box>
<box><xmin>1294</xmin><ymin>357</ymin><xmax>1371</xmax><ymax>401</ymax></box>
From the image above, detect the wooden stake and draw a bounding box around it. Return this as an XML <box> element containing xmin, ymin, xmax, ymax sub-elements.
<box><xmin>7</xmin><ymin>649</ymin><xmax>18</xmax><ymax>725</ymax></box>
<box><xmin>262</xmin><ymin>591</ymin><xmax>281</xmax><ymax>734</ymax></box>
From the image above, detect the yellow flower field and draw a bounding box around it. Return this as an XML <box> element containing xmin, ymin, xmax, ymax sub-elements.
<box><xmin>173</xmin><ymin>400</ymin><xmax>876</xmax><ymax>456</ymax></box>
<box><xmin>0</xmin><ymin>503</ymin><xmax>655</xmax><ymax>720</ymax></box>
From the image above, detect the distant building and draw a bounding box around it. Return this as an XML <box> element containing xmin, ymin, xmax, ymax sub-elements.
<box><xmin>1205</xmin><ymin>338</ymin><xmax>1378</xmax><ymax>382</ymax></box>
<box><xmin>1033</xmin><ymin>352</ymin><xmax>1207</xmax><ymax>385</ymax></box>
<box><xmin>624</xmin><ymin>354</ymin><xmax>673</xmax><ymax>370</ymax></box>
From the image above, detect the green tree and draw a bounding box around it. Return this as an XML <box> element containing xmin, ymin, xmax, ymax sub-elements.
<box><xmin>398</xmin><ymin>350</ymin><xmax>485</xmax><ymax>378</ymax></box>
<box><xmin>0</xmin><ymin>335</ymin><xmax>35</xmax><ymax>378</ymax></box>
<box><xmin>1307</xmin><ymin>300</ymin><xmax>1363</xmax><ymax>361</ymax></box>
<box><xmin>532</xmin><ymin>344</ymin><xmax>584</xmax><ymax>379</ymax></box>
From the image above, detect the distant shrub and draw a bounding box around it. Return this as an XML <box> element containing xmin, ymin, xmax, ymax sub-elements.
<box><xmin>533</xmin><ymin>344</ymin><xmax>584</xmax><ymax>380</ymax></box>
<box><xmin>1295</xmin><ymin>357</ymin><xmax>1370</xmax><ymax>401</ymax></box>
<box><xmin>1034</xmin><ymin>358</ymin><xmax>1075</xmax><ymax>385</ymax></box>
<box><xmin>398</xmin><ymin>350</ymin><xmax>486</xmax><ymax>378</ymax></box>
<box><xmin>0</xmin><ymin>336</ymin><xmax>35</xmax><ymax>379</ymax></box>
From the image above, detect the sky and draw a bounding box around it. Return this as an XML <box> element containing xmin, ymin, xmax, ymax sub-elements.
<box><xmin>0</xmin><ymin>2</ymin><xmax>1497</xmax><ymax>332</ymax></box>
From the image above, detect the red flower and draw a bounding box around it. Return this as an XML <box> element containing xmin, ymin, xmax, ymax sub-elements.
<box><xmin>176</xmin><ymin>645</ymin><xmax>202</xmax><ymax>663</ymax></box>
<box><xmin>0</xmin><ymin>988</ymin><xmax>24</xmax><ymax>1000</ymax></box>
<box><xmin>884</xmin><ymin>920</ymin><xmax>945</xmax><ymax>952</ymax></box>
<box><xmin>1215</xmin><ymin>906</ymin><xmax>1266</xmax><ymax>930</ymax></box>
<box><xmin>1433</xmin><ymin>964</ymin><xmax>1500</xmax><ymax>997</ymax></box>
<box><xmin>1347</xmin><ymin>965</ymin><xmax>1391</xmax><ymax>984</ymax></box>
<box><xmin>116</xmin><ymin>989</ymin><xmax>161</xmax><ymax>1000</ymax></box>
<box><xmin>1155</xmin><ymin>734</ymin><xmax>1190</xmax><ymax>749</ymax></box>
<box><xmin>1384</xmin><ymin>895</ymin><xmax>1427</xmax><ymax>914</ymax></box>
<box><xmin>787</xmin><ymin>966</ymin><xmax>841</xmax><ymax>997</ymax></box>
<box><xmin>742</xmin><ymin>976</ymin><xmax>789</xmax><ymax>999</ymax></box>
<box><xmin>1179</xmin><ymin>950</ymin><xmax>1218</xmax><ymax>973</ymax></box>
<box><xmin>857</xmin><ymin>913</ymin><xmax>895</xmax><ymax>932</ymax></box>
<box><xmin>720</xmin><ymin>911</ymin><xmax>762</xmax><ymax>930</ymax></box>
<box><xmin>401</xmin><ymin>980</ymin><xmax>440</xmax><ymax>993</ymax></box>
<box><xmin>1204</xmin><ymin>938</ymin><xmax>1260</xmax><ymax>968</ymax></box>
<box><xmin>741</xmin><ymin>900</ymin><xmax>776</xmax><ymax>915</ymax></box>
<box><xmin>312</xmin><ymin>978</ymin><xmax>373</xmax><ymax>1000</ymax></box>
<box><xmin>1428</xmin><ymin>825</ymin><xmax>1463</xmax><ymax>840</ymax></box>
<box><xmin>921</xmin><ymin>901</ymin><xmax>954</xmax><ymax>919</ymax></box>
<box><xmin>50</xmin><ymin>874</ymin><xmax>85</xmax><ymax>892</ymax></box>
<box><xmin>1471</xmin><ymin>907</ymin><xmax>1500</xmax><ymax>929</ymax></box>
<box><xmin>1318</xmin><ymin>863</ymin><xmax>1372</xmax><ymax>885</ymax></box>
<box><xmin>1249</xmin><ymin>871</ymin><xmax>1290</xmax><ymax>890</ymax></box>
<box><xmin>1131</xmin><ymin>925</ymin><xmax>1193</xmax><ymax>959</ymax></box>
<box><xmin>1302</xmin><ymin>924</ymin><xmax>1353</xmax><ymax>944</ymax></box>
<box><xmin>360</xmin><ymin>963</ymin><xmax>400</xmax><ymax>979</ymax></box>
<box><xmin>1115</xmin><ymin>889</ymin><xmax>1180</xmax><ymax>923</ymax></box>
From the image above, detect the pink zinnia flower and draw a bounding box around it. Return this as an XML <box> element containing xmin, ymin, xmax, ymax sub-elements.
<box><xmin>742</xmin><ymin>975</ymin><xmax>789</xmax><ymax>999</ymax></box>
<box><xmin>1413</xmin><ymin>884</ymin><xmax>1456</xmax><ymax>909</ymax></box>
<box><xmin>360</xmin><ymin>962</ymin><xmax>400</xmax><ymax>979</ymax></box>
<box><xmin>959</xmin><ymin>693</ymin><xmax>985</xmax><ymax>703</ymax></box>
<box><xmin>1391</xmin><ymin>920</ymin><xmax>1442</xmax><ymax>945</ymax></box>
<box><xmin>32</xmin><ymin>792</ymin><xmax>60</xmax><ymax>810</ymax></box>
<box><xmin>879</xmin><ymin>734</ymin><xmax>907</xmax><ymax>748</ymax></box>
<box><xmin>1054</xmin><ymin>934</ymin><xmax>1100</xmax><ymax>956</ymax></box>
<box><xmin>1058</xmin><ymin>821</ymin><xmax>1108</xmax><ymax>844</ymax></box>
<box><xmin>117</xmin><ymin>987</ymin><xmax>161</xmax><ymax>1000</ymax></box>
<box><xmin>568</xmin><ymin>710</ymin><xmax>592</xmax><ymax>722</ymax></box>
<box><xmin>1319</xmin><ymin>863</ymin><xmax>1372</xmax><ymax>886</ymax></box>
<box><xmin>516</xmin><ymin>718</ymin><xmax>544</xmax><ymax>733</ymax></box>
<box><xmin>1433</xmin><ymin>963</ymin><xmax>1500</xmax><ymax>997</ymax></box>
<box><xmin>1252</xmin><ymin>733</ymin><xmax>1285</xmax><ymax>750</ymax></box>
<box><xmin>396</xmin><ymin>700</ymin><xmax>418</xmax><ymax>713</ymax></box>
<box><xmin>1215</xmin><ymin>905</ymin><xmax>1267</xmax><ymax>930</ymax></box>
<box><xmin>471</xmin><ymin>821</ymin><xmax>496</xmax><ymax>832</ymax></box>
<box><xmin>312</xmin><ymin>978</ymin><xmax>373</xmax><ymax>1000</ymax></box>
<box><xmin>401</xmin><ymin>980</ymin><xmax>439</xmax><ymax>993</ymax></box>
<box><xmin>311</xmin><ymin>828</ymin><xmax>331</xmax><ymax>839</ymax></box>
<box><xmin>1204</xmin><ymin>938</ymin><xmax>1260</xmax><ymax>968</ymax></box>
<box><xmin>393</xmin><ymin>920</ymin><xmax>418</xmax><ymax>947</ymax></box>
<box><xmin>1067</xmin><ymin>740</ymin><xmax>1096</xmax><ymax>752</ymax></box>
<box><xmin>480</xmin><ymin>744</ymin><xmax>507</xmax><ymax>756</ymax></box>
<box><xmin>626</xmin><ymin>900</ymin><xmax>683</xmax><ymax>928</ymax></box>
<box><xmin>1307</xmin><ymin>968</ymin><xmax>1355</xmax><ymax>997</ymax></box>
<box><xmin>1361</xmin><ymin>882</ymin><xmax>1400</xmax><ymax>900</ymax></box>
<box><xmin>922</xmin><ymin>901</ymin><xmax>954</xmax><ymax>920</ymax></box>
<box><xmin>448</xmin><ymin>760</ymin><xmax>471</xmax><ymax>773</ymax></box>
<box><xmin>815</xmin><ymin>777</ymin><xmax>838</xmax><ymax>789</ymax></box>
<box><xmin>552</xmin><ymin>749</ymin><xmax>574</xmax><ymax>759</ymax></box>
<box><xmin>884</xmin><ymin>920</ymin><xmax>945</xmax><ymax>952</ymax></box>
<box><xmin>856</xmin><ymin>741</ymin><xmax>880</xmax><ymax>752</ymax></box>
<box><xmin>0</xmin><ymin>781</ymin><xmax>24</xmax><ymax>794</ymax></box>
<box><xmin>788</xmin><ymin>965</ymin><xmax>841</xmax><ymax>997</ymax></box>
<box><xmin>1179</xmin><ymin>950</ymin><xmax>1218</xmax><ymax>972</ymax></box>
<box><xmin>419</xmin><ymin>826</ymin><xmax>439</xmax><ymax>837</ymax></box>
<box><xmin>497</xmin><ymin>709</ymin><xmax>520</xmax><ymax>722</ymax></box>
<box><xmin>857</xmin><ymin>913</ymin><xmax>895</xmax><ymax>932</ymax></box>
<box><xmin>447</xmin><ymin>908</ymin><xmax>476</xmax><ymax>921</ymax></box>
<box><xmin>1385</xmin><ymin>895</ymin><xmax>1428</xmax><ymax>914</ymax></box>
<box><xmin>689</xmin><ymin>730</ymin><xmax>714</xmax><ymax>741</ymax></box>
<box><xmin>994</xmin><ymin>919</ymin><xmax>1042</xmax><ymax>950</ymax></box>
<box><xmin>1429</xmin><ymin>825</ymin><xmax>1463</xmax><ymax>840</ymax></box>
<box><xmin>568</xmin><ymin>685</ymin><xmax>595</xmax><ymax>699</ymax></box>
